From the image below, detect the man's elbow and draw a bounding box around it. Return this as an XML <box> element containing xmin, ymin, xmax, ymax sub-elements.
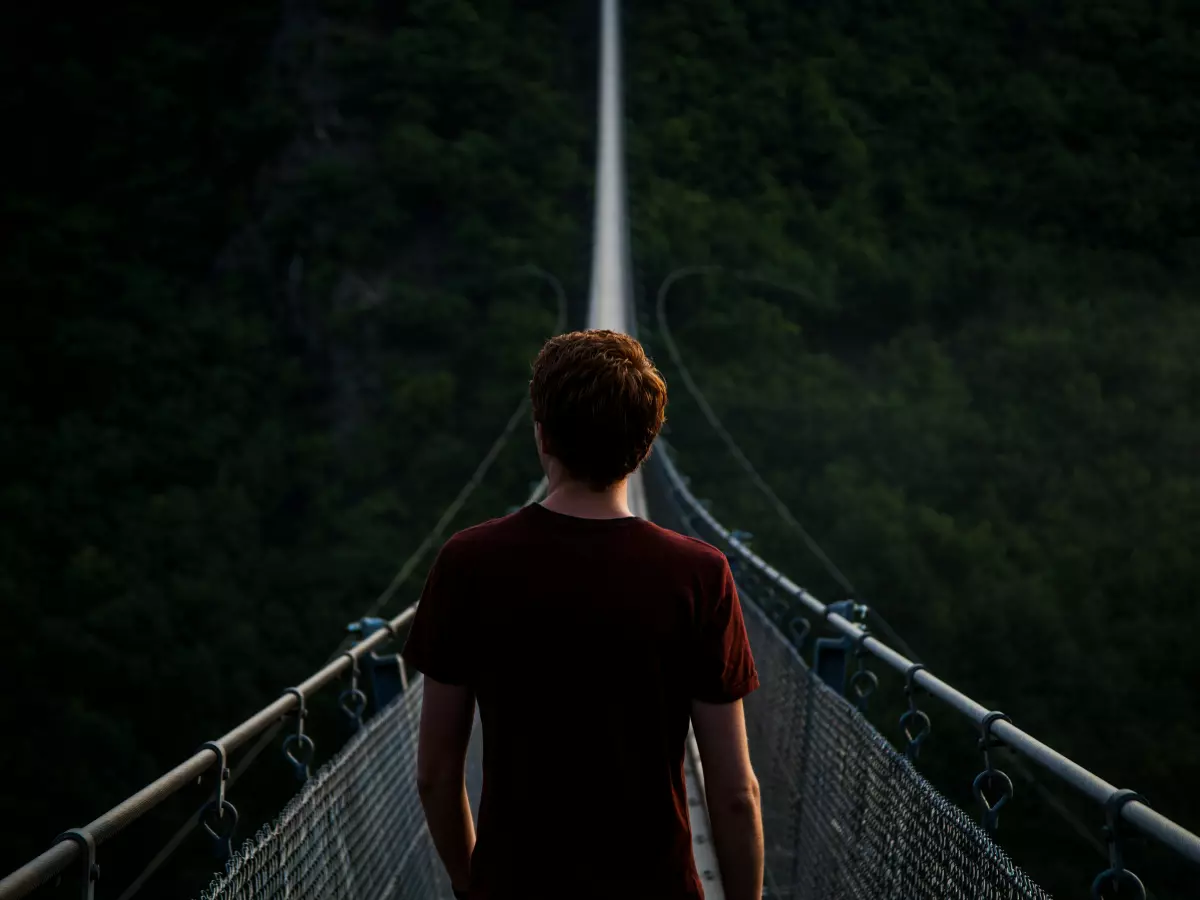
<box><xmin>416</xmin><ymin>766</ymin><xmax>462</xmax><ymax>800</ymax></box>
<box><xmin>712</xmin><ymin>776</ymin><xmax>761</xmax><ymax>818</ymax></box>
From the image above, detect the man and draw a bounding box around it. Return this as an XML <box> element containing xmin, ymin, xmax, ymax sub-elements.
<box><xmin>403</xmin><ymin>329</ymin><xmax>764</xmax><ymax>899</ymax></box>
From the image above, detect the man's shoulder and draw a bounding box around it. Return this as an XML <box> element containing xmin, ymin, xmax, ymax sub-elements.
<box><xmin>440</xmin><ymin>510</ymin><xmax>522</xmax><ymax>555</ymax></box>
<box><xmin>638</xmin><ymin>519</ymin><xmax>729</xmax><ymax>567</ymax></box>
<box><xmin>440</xmin><ymin>510</ymin><xmax>729</xmax><ymax>569</ymax></box>
<box><xmin>436</xmin><ymin>508</ymin><xmax>724</xmax><ymax>585</ymax></box>
<box><xmin>626</xmin><ymin>521</ymin><xmax>734</xmax><ymax>591</ymax></box>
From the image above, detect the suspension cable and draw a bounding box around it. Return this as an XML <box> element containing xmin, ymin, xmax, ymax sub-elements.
<box><xmin>654</xmin><ymin>265</ymin><xmax>921</xmax><ymax>663</ymax></box>
<box><xmin>654</xmin><ymin>265</ymin><xmax>1109</xmax><ymax>854</ymax></box>
<box><xmin>358</xmin><ymin>393</ymin><xmax>532</xmax><ymax>622</ymax></box>
<box><xmin>114</xmin><ymin>721</ymin><xmax>285</xmax><ymax>900</ymax></box>
<box><xmin>0</xmin><ymin>603</ymin><xmax>418</xmax><ymax>900</ymax></box>
<box><xmin>525</xmin><ymin>476</ymin><xmax>548</xmax><ymax>506</ymax></box>
<box><xmin>660</xmin><ymin>452</ymin><xmax>1039</xmax><ymax>872</ymax></box>
<box><xmin>0</xmin><ymin>266</ymin><xmax>567</xmax><ymax>900</ymax></box>
<box><xmin>356</xmin><ymin>265</ymin><xmax>567</xmax><ymax>624</ymax></box>
<box><xmin>121</xmin><ymin>264</ymin><xmax>566</xmax><ymax>897</ymax></box>
<box><xmin>656</xmin><ymin>441</ymin><xmax>1200</xmax><ymax>869</ymax></box>
<box><xmin>318</xmin><ymin>267</ymin><xmax>566</xmax><ymax>674</ymax></box>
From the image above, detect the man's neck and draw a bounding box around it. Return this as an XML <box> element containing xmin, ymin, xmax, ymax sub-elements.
<box><xmin>539</xmin><ymin>477</ymin><xmax>632</xmax><ymax>520</ymax></box>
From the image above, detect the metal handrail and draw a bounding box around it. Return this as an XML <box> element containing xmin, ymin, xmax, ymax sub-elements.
<box><xmin>0</xmin><ymin>606</ymin><xmax>418</xmax><ymax>900</ymax></box>
<box><xmin>656</xmin><ymin>441</ymin><xmax>1200</xmax><ymax>868</ymax></box>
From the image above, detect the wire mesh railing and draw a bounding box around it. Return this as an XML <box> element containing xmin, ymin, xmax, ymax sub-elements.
<box><xmin>8</xmin><ymin>427</ymin><xmax>1197</xmax><ymax>900</ymax></box>
<box><xmin>195</xmin><ymin>679</ymin><xmax>451</xmax><ymax>900</ymax></box>
<box><xmin>0</xmin><ymin>607</ymin><xmax>419</xmax><ymax>900</ymax></box>
<box><xmin>650</xmin><ymin>442</ymin><xmax>1200</xmax><ymax>899</ymax></box>
<box><xmin>647</xmin><ymin>446</ymin><xmax>1051</xmax><ymax>897</ymax></box>
<box><xmin>739</xmin><ymin>583</ymin><xmax>1051</xmax><ymax>900</ymax></box>
<box><xmin>0</xmin><ymin>259</ymin><xmax>570</xmax><ymax>900</ymax></box>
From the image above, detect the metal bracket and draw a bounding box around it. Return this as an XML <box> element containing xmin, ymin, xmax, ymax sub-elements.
<box><xmin>812</xmin><ymin>636</ymin><xmax>849</xmax><ymax>694</ymax></box>
<box><xmin>52</xmin><ymin>829</ymin><xmax>97</xmax><ymax>900</ymax></box>
<box><xmin>338</xmin><ymin>651</ymin><xmax>368</xmax><ymax>734</ymax></box>
<box><xmin>197</xmin><ymin>740</ymin><xmax>238</xmax><ymax>860</ymax></box>
<box><xmin>825</xmin><ymin>599</ymin><xmax>868</xmax><ymax>625</ymax></box>
<box><xmin>847</xmin><ymin>627</ymin><xmax>876</xmax><ymax>712</ymax></box>
<box><xmin>729</xmin><ymin>529</ymin><xmax>754</xmax><ymax>547</ymax></box>
<box><xmin>973</xmin><ymin>711</ymin><xmax>1014</xmax><ymax>835</ymax></box>
<box><xmin>1091</xmin><ymin>789</ymin><xmax>1148</xmax><ymax>900</ymax></box>
<box><xmin>900</xmin><ymin>663</ymin><xmax>932</xmax><ymax>760</ymax></box>
<box><xmin>347</xmin><ymin>617</ymin><xmax>407</xmax><ymax>712</ymax></box>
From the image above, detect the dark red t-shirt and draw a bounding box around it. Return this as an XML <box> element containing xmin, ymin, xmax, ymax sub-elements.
<box><xmin>402</xmin><ymin>501</ymin><xmax>759</xmax><ymax>899</ymax></box>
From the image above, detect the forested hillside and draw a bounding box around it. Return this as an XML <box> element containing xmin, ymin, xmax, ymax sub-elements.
<box><xmin>1</xmin><ymin>0</ymin><xmax>1196</xmax><ymax>897</ymax></box>
<box><xmin>625</xmin><ymin>1</ymin><xmax>1198</xmax><ymax>897</ymax></box>
<box><xmin>1</xmin><ymin>0</ymin><xmax>595</xmax><ymax>892</ymax></box>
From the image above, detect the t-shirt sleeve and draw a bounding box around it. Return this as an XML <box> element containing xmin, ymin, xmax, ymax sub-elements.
<box><xmin>401</xmin><ymin>539</ymin><xmax>475</xmax><ymax>686</ymax></box>
<box><xmin>691</xmin><ymin>555</ymin><xmax>760</xmax><ymax>703</ymax></box>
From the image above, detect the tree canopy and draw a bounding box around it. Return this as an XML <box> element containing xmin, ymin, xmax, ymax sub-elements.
<box><xmin>628</xmin><ymin>1</ymin><xmax>1197</xmax><ymax>895</ymax></box>
<box><xmin>1</xmin><ymin>0</ymin><xmax>1196</xmax><ymax>897</ymax></box>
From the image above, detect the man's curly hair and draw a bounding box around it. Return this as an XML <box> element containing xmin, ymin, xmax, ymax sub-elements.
<box><xmin>530</xmin><ymin>330</ymin><xmax>668</xmax><ymax>490</ymax></box>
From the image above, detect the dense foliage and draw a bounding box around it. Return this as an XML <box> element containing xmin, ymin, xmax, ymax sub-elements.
<box><xmin>626</xmin><ymin>2</ymin><xmax>1197</xmax><ymax>897</ymax></box>
<box><xmin>1</xmin><ymin>0</ymin><xmax>593</xmax><ymax>892</ymax></box>
<box><xmin>1</xmin><ymin>0</ymin><xmax>1196</xmax><ymax>897</ymax></box>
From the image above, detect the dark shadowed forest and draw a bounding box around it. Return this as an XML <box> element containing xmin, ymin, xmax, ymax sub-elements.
<box><xmin>2</xmin><ymin>0</ymin><xmax>1196</xmax><ymax>897</ymax></box>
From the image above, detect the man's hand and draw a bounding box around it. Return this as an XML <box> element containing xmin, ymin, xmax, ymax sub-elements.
<box><xmin>417</xmin><ymin>677</ymin><xmax>478</xmax><ymax>893</ymax></box>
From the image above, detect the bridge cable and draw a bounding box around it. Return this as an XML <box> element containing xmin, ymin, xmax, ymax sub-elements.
<box><xmin>359</xmin><ymin>394</ymin><xmax>531</xmax><ymax>622</ymax></box>
<box><xmin>654</xmin><ymin>265</ymin><xmax>920</xmax><ymax>663</ymax></box>
<box><xmin>115</xmin><ymin>722</ymin><xmax>285</xmax><ymax>900</ymax></box>
<box><xmin>345</xmin><ymin>265</ymin><xmax>566</xmax><ymax>635</ymax></box>
<box><xmin>655</xmin><ymin>269</ymin><xmax>1108</xmax><ymax>856</ymax></box>
<box><xmin>662</xmin><ymin>439</ymin><xmax>1166</xmax><ymax>867</ymax></box>
<box><xmin>115</xmin><ymin>266</ymin><xmax>566</xmax><ymax>900</ymax></box>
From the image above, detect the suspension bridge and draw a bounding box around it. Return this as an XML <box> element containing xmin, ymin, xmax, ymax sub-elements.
<box><xmin>2</xmin><ymin>1</ymin><xmax>1198</xmax><ymax>898</ymax></box>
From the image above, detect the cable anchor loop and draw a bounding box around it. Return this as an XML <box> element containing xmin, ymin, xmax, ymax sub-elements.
<box><xmin>787</xmin><ymin>613</ymin><xmax>811</xmax><ymax>649</ymax></box>
<box><xmin>197</xmin><ymin>740</ymin><xmax>238</xmax><ymax>861</ymax></box>
<box><xmin>280</xmin><ymin>687</ymin><xmax>314</xmax><ymax>783</ymax></box>
<box><xmin>1090</xmin><ymin>789</ymin><xmax>1148</xmax><ymax>900</ymax></box>
<box><xmin>338</xmin><ymin>652</ymin><xmax>368</xmax><ymax>732</ymax></box>
<box><xmin>898</xmin><ymin>663</ymin><xmax>931</xmax><ymax>761</ymax></box>
<box><xmin>972</xmin><ymin>711</ymin><xmax>1014</xmax><ymax>835</ymax></box>
<box><xmin>847</xmin><ymin>628</ymin><xmax>877</xmax><ymax>710</ymax></box>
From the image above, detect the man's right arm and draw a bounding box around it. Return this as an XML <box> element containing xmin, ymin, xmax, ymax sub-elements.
<box><xmin>691</xmin><ymin>697</ymin><xmax>764</xmax><ymax>900</ymax></box>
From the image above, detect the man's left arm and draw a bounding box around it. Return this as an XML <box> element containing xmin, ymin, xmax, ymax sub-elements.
<box><xmin>416</xmin><ymin>676</ymin><xmax>476</xmax><ymax>895</ymax></box>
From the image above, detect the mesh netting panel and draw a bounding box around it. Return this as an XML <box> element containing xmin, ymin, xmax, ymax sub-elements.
<box><xmin>190</xmin><ymin>569</ymin><xmax>1051</xmax><ymax>899</ymax></box>
<box><xmin>197</xmin><ymin>677</ymin><xmax>453</xmax><ymax>900</ymax></box>
<box><xmin>740</xmin><ymin>594</ymin><xmax>1052</xmax><ymax>900</ymax></box>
